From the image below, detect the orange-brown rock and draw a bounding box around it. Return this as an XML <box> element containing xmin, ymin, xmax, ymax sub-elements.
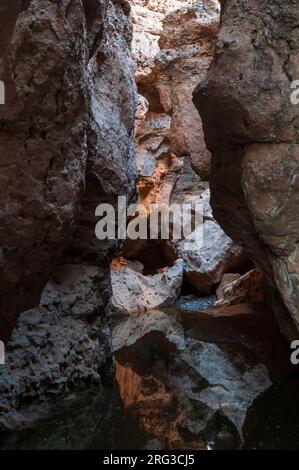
<box><xmin>132</xmin><ymin>0</ymin><xmax>220</xmax><ymax>211</ymax></box>
<box><xmin>114</xmin><ymin>306</ymin><xmax>273</xmax><ymax>448</ymax></box>
<box><xmin>194</xmin><ymin>0</ymin><xmax>299</xmax><ymax>338</ymax></box>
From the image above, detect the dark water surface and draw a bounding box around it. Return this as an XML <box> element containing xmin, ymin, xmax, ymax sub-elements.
<box><xmin>1</xmin><ymin>294</ymin><xmax>299</xmax><ymax>451</ymax></box>
<box><xmin>1</xmin><ymin>375</ymin><xmax>299</xmax><ymax>450</ymax></box>
<box><xmin>0</xmin><ymin>385</ymin><xmax>153</xmax><ymax>450</ymax></box>
<box><xmin>243</xmin><ymin>374</ymin><xmax>299</xmax><ymax>450</ymax></box>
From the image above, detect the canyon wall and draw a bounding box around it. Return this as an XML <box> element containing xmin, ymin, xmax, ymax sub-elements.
<box><xmin>0</xmin><ymin>0</ymin><xmax>136</xmax><ymax>343</ymax></box>
<box><xmin>0</xmin><ymin>0</ymin><xmax>136</xmax><ymax>428</ymax></box>
<box><xmin>194</xmin><ymin>0</ymin><xmax>299</xmax><ymax>338</ymax></box>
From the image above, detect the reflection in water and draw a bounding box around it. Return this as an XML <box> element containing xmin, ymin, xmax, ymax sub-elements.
<box><xmin>1</xmin><ymin>300</ymin><xmax>299</xmax><ymax>450</ymax></box>
<box><xmin>113</xmin><ymin>301</ymin><xmax>299</xmax><ymax>450</ymax></box>
<box><xmin>113</xmin><ymin>305</ymin><xmax>274</xmax><ymax>450</ymax></box>
<box><xmin>0</xmin><ymin>373</ymin><xmax>298</xmax><ymax>450</ymax></box>
<box><xmin>0</xmin><ymin>385</ymin><xmax>152</xmax><ymax>450</ymax></box>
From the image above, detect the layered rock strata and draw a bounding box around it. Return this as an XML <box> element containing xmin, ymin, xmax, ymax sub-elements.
<box><xmin>125</xmin><ymin>1</ymin><xmax>248</xmax><ymax>295</ymax></box>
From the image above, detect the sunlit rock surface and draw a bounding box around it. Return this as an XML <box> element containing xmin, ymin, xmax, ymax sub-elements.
<box><xmin>111</xmin><ymin>258</ymin><xmax>184</xmax><ymax>318</ymax></box>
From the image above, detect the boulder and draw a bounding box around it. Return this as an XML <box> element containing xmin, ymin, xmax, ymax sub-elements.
<box><xmin>111</xmin><ymin>259</ymin><xmax>184</xmax><ymax>318</ymax></box>
<box><xmin>216</xmin><ymin>269</ymin><xmax>265</xmax><ymax>306</ymax></box>
<box><xmin>169</xmin><ymin>187</ymin><xmax>247</xmax><ymax>295</ymax></box>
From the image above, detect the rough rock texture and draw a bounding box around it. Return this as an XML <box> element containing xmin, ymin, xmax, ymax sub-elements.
<box><xmin>0</xmin><ymin>0</ymin><xmax>136</xmax><ymax>343</ymax></box>
<box><xmin>193</xmin><ymin>0</ymin><xmax>299</xmax><ymax>337</ymax></box>
<box><xmin>166</xmin><ymin>184</ymin><xmax>247</xmax><ymax>295</ymax></box>
<box><xmin>216</xmin><ymin>269</ymin><xmax>265</xmax><ymax>306</ymax></box>
<box><xmin>0</xmin><ymin>264</ymin><xmax>109</xmax><ymax>431</ymax></box>
<box><xmin>127</xmin><ymin>1</ymin><xmax>248</xmax><ymax>296</ymax></box>
<box><xmin>132</xmin><ymin>0</ymin><xmax>220</xmax><ymax>212</ymax></box>
<box><xmin>111</xmin><ymin>258</ymin><xmax>183</xmax><ymax>319</ymax></box>
<box><xmin>114</xmin><ymin>306</ymin><xmax>273</xmax><ymax>449</ymax></box>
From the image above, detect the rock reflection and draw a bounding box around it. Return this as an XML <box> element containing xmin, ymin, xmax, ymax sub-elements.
<box><xmin>113</xmin><ymin>303</ymin><xmax>277</xmax><ymax>450</ymax></box>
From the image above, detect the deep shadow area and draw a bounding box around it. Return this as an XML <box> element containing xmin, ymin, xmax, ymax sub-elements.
<box><xmin>0</xmin><ymin>384</ymin><xmax>152</xmax><ymax>450</ymax></box>
<box><xmin>243</xmin><ymin>373</ymin><xmax>299</xmax><ymax>450</ymax></box>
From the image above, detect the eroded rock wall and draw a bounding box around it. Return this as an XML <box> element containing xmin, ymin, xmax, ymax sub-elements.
<box><xmin>123</xmin><ymin>1</ymin><xmax>249</xmax><ymax>298</ymax></box>
<box><xmin>132</xmin><ymin>0</ymin><xmax>220</xmax><ymax>201</ymax></box>
<box><xmin>194</xmin><ymin>0</ymin><xmax>299</xmax><ymax>337</ymax></box>
<box><xmin>0</xmin><ymin>0</ymin><xmax>136</xmax><ymax>343</ymax></box>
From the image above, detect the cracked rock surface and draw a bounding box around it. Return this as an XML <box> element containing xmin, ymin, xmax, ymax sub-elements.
<box><xmin>194</xmin><ymin>0</ymin><xmax>299</xmax><ymax>338</ymax></box>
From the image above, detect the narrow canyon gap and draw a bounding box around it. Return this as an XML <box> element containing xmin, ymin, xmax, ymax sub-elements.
<box><xmin>0</xmin><ymin>0</ymin><xmax>298</xmax><ymax>451</ymax></box>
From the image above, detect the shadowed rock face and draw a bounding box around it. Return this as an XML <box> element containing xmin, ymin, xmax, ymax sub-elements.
<box><xmin>193</xmin><ymin>0</ymin><xmax>299</xmax><ymax>338</ymax></box>
<box><xmin>0</xmin><ymin>0</ymin><xmax>136</xmax><ymax>342</ymax></box>
<box><xmin>125</xmin><ymin>1</ymin><xmax>248</xmax><ymax>294</ymax></box>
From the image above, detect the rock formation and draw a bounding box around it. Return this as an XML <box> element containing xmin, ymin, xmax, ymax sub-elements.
<box><xmin>0</xmin><ymin>0</ymin><xmax>296</xmax><ymax>449</ymax></box>
<box><xmin>0</xmin><ymin>0</ymin><xmax>136</xmax><ymax>343</ymax></box>
<box><xmin>132</xmin><ymin>0</ymin><xmax>219</xmax><ymax>183</ymax></box>
<box><xmin>124</xmin><ymin>0</ymin><xmax>247</xmax><ymax>295</ymax></box>
<box><xmin>0</xmin><ymin>0</ymin><xmax>136</xmax><ymax>427</ymax></box>
<box><xmin>194</xmin><ymin>0</ymin><xmax>299</xmax><ymax>338</ymax></box>
<box><xmin>110</xmin><ymin>0</ymin><xmax>294</xmax><ymax>450</ymax></box>
<box><xmin>111</xmin><ymin>257</ymin><xmax>183</xmax><ymax>319</ymax></box>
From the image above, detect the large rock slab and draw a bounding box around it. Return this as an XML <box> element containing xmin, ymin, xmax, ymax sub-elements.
<box><xmin>111</xmin><ymin>259</ymin><xmax>184</xmax><ymax>318</ymax></box>
<box><xmin>0</xmin><ymin>263</ymin><xmax>110</xmax><ymax>432</ymax></box>
<box><xmin>168</xmin><ymin>186</ymin><xmax>247</xmax><ymax>294</ymax></box>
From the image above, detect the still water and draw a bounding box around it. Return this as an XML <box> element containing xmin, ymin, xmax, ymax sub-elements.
<box><xmin>1</xmin><ymin>375</ymin><xmax>299</xmax><ymax>450</ymax></box>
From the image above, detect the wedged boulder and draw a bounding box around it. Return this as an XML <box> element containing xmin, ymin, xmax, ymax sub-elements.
<box><xmin>168</xmin><ymin>187</ymin><xmax>247</xmax><ymax>295</ymax></box>
<box><xmin>216</xmin><ymin>269</ymin><xmax>264</xmax><ymax>306</ymax></box>
<box><xmin>183</xmin><ymin>219</ymin><xmax>246</xmax><ymax>295</ymax></box>
<box><xmin>111</xmin><ymin>259</ymin><xmax>184</xmax><ymax>318</ymax></box>
<box><xmin>114</xmin><ymin>305</ymin><xmax>273</xmax><ymax>449</ymax></box>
